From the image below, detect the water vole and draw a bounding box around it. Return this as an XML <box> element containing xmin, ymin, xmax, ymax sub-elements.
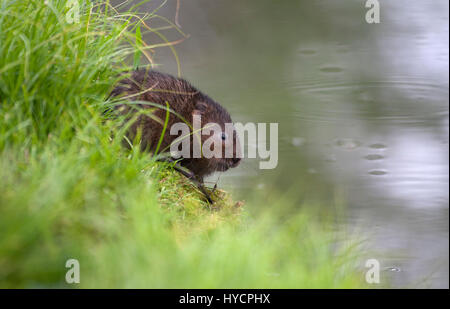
<box><xmin>110</xmin><ymin>69</ymin><xmax>241</xmax><ymax>183</ymax></box>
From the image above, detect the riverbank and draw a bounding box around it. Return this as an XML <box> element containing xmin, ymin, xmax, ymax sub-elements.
<box><xmin>0</xmin><ymin>0</ymin><xmax>365</xmax><ymax>288</ymax></box>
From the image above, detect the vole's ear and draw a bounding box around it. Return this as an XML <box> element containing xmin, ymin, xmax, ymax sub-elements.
<box><xmin>193</xmin><ymin>101</ymin><xmax>208</xmax><ymax>115</ymax></box>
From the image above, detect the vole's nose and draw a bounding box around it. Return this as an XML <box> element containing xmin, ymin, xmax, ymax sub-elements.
<box><xmin>231</xmin><ymin>157</ymin><xmax>241</xmax><ymax>167</ymax></box>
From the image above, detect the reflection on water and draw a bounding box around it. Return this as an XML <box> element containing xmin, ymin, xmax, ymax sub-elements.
<box><xmin>139</xmin><ymin>0</ymin><xmax>448</xmax><ymax>287</ymax></box>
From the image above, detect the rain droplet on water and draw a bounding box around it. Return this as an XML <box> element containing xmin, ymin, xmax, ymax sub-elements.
<box><xmin>368</xmin><ymin>169</ymin><xmax>388</xmax><ymax>176</ymax></box>
<box><xmin>335</xmin><ymin>138</ymin><xmax>361</xmax><ymax>150</ymax></box>
<box><xmin>364</xmin><ymin>154</ymin><xmax>384</xmax><ymax>161</ymax></box>
<box><xmin>369</xmin><ymin>143</ymin><xmax>387</xmax><ymax>150</ymax></box>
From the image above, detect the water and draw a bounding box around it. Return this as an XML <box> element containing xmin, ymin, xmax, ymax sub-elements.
<box><xmin>137</xmin><ymin>0</ymin><xmax>448</xmax><ymax>288</ymax></box>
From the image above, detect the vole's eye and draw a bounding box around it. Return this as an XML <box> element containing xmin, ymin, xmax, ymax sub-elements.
<box><xmin>221</xmin><ymin>132</ymin><xmax>227</xmax><ymax>141</ymax></box>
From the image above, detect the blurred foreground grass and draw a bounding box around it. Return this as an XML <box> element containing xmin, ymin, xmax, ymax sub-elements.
<box><xmin>0</xmin><ymin>0</ymin><xmax>365</xmax><ymax>288</ymax></box>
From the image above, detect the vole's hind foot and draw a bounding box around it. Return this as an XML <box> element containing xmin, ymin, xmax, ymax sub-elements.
<box><xmin>197</xmin><ymin>184</ymin><xmax>214</xmax><ymax>204</ymax></box>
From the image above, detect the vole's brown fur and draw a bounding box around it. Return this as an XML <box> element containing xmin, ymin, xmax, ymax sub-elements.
<box><xmin>110</xmin><ymin>69</ymin><xmax>241</xmax><ymax>180</ymax></box>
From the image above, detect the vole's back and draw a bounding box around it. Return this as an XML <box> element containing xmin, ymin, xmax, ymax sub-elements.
<box><xmin>111</xmin><ymin>69</ymin><xmax>197</xmax><ymax>117</ymax></box>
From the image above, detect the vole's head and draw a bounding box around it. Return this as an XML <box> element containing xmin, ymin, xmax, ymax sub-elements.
<box><xmin>191</xmin><ymin>99</ymin><xmax>241</xmax><ymax>176</ymax></box>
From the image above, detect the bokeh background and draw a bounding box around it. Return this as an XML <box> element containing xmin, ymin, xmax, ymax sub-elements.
<box><xmin>130</xmin><ymin>0</ymin><xmax>448</xmax><ymax>288</ymax></box>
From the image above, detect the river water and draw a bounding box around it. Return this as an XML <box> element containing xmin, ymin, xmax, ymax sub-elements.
<box><xmin>134</xmin><ymin>0</ymin><xmax>448</xmax><ymax>288</ymax></box>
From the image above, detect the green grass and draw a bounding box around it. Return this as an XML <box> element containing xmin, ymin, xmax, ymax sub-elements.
<box><xmin>0</xmin><ymin>0</ymin><xmax>366</xmax><ymax>288</ymax></box>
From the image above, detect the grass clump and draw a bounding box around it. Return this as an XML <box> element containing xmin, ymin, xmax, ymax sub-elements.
<box><xmin>0</xmin><ymin>0</ymin><xmax>365</xmax><ymax>288</ymax></box>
